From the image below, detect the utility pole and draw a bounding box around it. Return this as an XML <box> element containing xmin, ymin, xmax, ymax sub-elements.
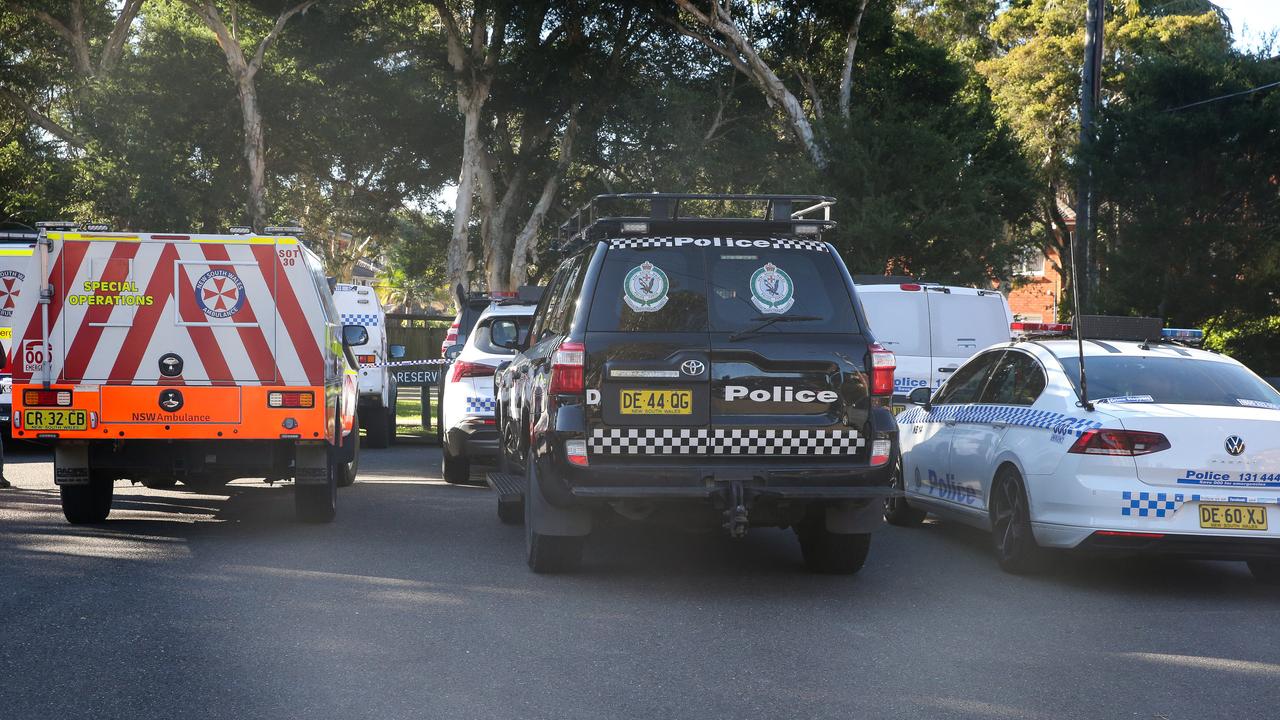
<box><xmin>1075</xmin><ymin>0</ymin><xmax>1104</xmax><ymax>315</ymax></box>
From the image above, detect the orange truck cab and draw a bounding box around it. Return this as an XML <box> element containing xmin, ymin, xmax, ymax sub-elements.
<box><xmin>8</xmin><ymin>223</ymin><xmax>360</xmax><ymax>523</ymax></box>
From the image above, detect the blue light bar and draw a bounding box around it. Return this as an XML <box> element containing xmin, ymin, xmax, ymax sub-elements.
<box><xmin>1161</xmin><ymin>328</ymin><xmax>1203</xmax><ymax>342</ymax></box>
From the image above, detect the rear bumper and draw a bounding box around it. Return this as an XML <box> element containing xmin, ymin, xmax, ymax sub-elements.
<box><xmin>559</xmin><ymin>461</ymin><xmax>895</xmax><ymax>502</ymax></box>
<box><xmin>447</xmin><ymin>420</ymin><xmax>498</xmax><ymax>458</ymax></box>
<box><xmin>1073</xmin><ymin>529</ymin><xmax>1280</xmax><ymax>560</ymax></box>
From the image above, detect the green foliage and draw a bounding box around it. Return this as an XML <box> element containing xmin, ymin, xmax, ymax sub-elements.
<box><xmin>1204</xmin><ymin>315</ymin><xmax>1280</xmax><ymax>377</ymax></box>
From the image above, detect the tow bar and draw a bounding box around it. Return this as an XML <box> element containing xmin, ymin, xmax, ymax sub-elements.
<box><xmin>723</xmin><ymin>478</ymin><xmax>750</xmax><ymax>539</ymax></box>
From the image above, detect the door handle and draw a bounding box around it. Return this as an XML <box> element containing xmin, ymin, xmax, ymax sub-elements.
<box><xmin>939</xmin><ymin>367</ymin><xmax>958</xmax><ymax>373</ymax></box>
<box><xmin>991</xmin><ymin>423</ymin><xmax>1006</xmax><ymax>430</ymax></box>
<box><xmin>944</xmin><ymin>420</ymin><xmax>957</xmax><ymax>427</ymax></box>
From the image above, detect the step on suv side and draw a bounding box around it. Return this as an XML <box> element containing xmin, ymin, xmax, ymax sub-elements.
<box><xmin>489</xmin><ymin>193</ymin><xmax>899</xmax><ymax>573</ymax></box>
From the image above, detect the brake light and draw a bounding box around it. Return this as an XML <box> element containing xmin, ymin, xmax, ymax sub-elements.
<box><xmin>450</xmin><ymin>361</ymin><xmax>496</xmax><ymax>382</ymax></box>
<box><xmin>23</xmin><ymin>389</ymin><xmax>71</xmax><ymax>406</ymax></box>
<box><xmin>357</xmin><ymin>354</ymin><xmax>376</xmax><ymax>366</ymax></box>
<box><xmin>1068</xmin><ymin>429</ymin><xmax>1170</xmax><ymax>456</ymax></box>
<box><xmin>565</xmin><ymin>438</ymin><xmax>589</xmax><ymax>466</ymax></box>
<box><xmin>268</xmin><ymin>391</ymin><xmax>315</xmax><ymax>408</ymax></box>
<box><xmin>868</xmin><ymin>343</ymin><xmax>895</xmax><ymax>397</ymax></box>
<box><xmin>870</xmin><ymin>439</ymin><xmax>892</xmax><ymax>466</ymax></box>
<box><xmin>549</xmin><ymin>340</ymin><xmax>585</xmax><ymax>395</ymax></box>
<box><xmin>899</xmin><ymin>283</ymin><xmax>921</xmax><ymax>291</ymax></box>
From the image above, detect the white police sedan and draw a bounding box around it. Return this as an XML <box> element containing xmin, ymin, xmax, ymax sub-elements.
<box><xmin>888</xmin><ymin>318</ymin><xmax>1280</xmax><ymax>582</ymax></box>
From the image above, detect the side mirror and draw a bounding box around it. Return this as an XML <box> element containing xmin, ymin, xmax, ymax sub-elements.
<box><xmin>444</xmin><ymin>343</ymin><xmax>464</xmax><ymax>360</ymax></box>
<box><xmin>342</xmin><ymin>324</ymin><xmax>369</xmax><ymax>347</ymax></box>
<box><xmin>490</xmin><ymin>318</ymin><xmax>523</xmax><ymax>350</ymax></box>
<box><xmin>908</xmin><ymin>386</ymin><xmax>933</xmax><ymax>408</ymax></box>
<box><xmin>389</xmin><ymin>344</ymin><xmax>406</xmax><ymax>360</ymax></box>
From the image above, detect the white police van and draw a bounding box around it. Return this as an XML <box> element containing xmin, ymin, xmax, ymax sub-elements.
<box><xmin>890</xmin><ymin>316</ymin><xmax>1280</xmax><ymax>583</ymax></box>
<box><xmin>440</xmin><ymin>299</ymin><xmax>535</xmax><ymax>483</ymax></box>
<box><xmin>333</xmin><ymin>283</ymin><xmax>403</xmax><ymax>448</ymax></box>
<box><xmin>855</xmin><ymin>278</ymin><xmax>1012</xmax><ymax>406</ymax></box>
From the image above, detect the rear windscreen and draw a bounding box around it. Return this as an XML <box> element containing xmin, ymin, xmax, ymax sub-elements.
<box><xmin>1060</xmin><ymin>356</ymin><xmax>1280</xmax><ymax>408</ymax></box>
<box><xmin>586</xmin><ymin>243</ymin><xmax>859</xmax><ymax>334</ymax></box>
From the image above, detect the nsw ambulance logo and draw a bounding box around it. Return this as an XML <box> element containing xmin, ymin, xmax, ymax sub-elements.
<box><xmin>0</xmin><ymin>269</ymin><xmax>24</xmax><ymax>318</ymax></box>
<box><xmin>194</xmin><ymin>269</ymin><xmax>246</xmax><ymax>319</ymax></box>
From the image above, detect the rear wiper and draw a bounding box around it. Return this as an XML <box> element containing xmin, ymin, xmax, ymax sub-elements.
<box><xmin>728</xmin><ymin>315</ymin><xmax>823</xmax><ymax>342</ymax></box>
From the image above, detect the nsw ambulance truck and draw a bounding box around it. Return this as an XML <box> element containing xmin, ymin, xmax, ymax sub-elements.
<box><xmin>0</xmin><ymin>226</ymin><xmax>37</xmax><ymax>431</ymax></box>
<box><xmin>8</xmin><ymin>224</ymin><xmax>360</xmax><ymax>523</ymax></box>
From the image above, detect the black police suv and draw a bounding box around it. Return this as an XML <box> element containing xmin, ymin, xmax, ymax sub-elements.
<box><xmin>487</xmin><ymin>194</ymin><xmax>899</xmax><ymax>573</ymax></box>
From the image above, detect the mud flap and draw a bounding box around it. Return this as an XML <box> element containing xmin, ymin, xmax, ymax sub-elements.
<box><xmin>295</xmin><ymin>442</ymin><xmax>329</xmax><ymax>486</ymax></box>
<box><xmin>54</xmin><ymin>443</ymin><xmax>90</xmax><ymax>486</ymax></box>
<box><xmin>825</xmin><ymin>499</ymin><xmax>882</xmax><ymax>534</ymax></box>
<box><xmin>529</xmin><ymin>461</ymin><xmax>591</xmax><ymax>537</ymax></box>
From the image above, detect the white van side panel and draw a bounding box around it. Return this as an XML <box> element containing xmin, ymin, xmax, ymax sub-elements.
<box><xmin>928</xmin><ymin>289</ymin><xmax>1012</xmax><ymax>365</ymax></box>
<box><xmin>860</xmin><ymin>288</ymin><xmax>933</xmax><ymax>396</ymax></box>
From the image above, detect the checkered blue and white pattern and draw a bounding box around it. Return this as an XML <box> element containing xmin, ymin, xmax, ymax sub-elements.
<box><xmin>466</xmin><ymin>396</ymin><xmax>496</xmax><ymax>414</ymax></box>
<box><xmin>1121</xmin><ymin>491</ymin><xmax>1199</xmax><ymax>518</ymax></box>
<box><xmin>341</xmin><ymin>313</ymin><xmax>380</xmax><ymax>326</ymax></box>
<box><xmin>605</xmin><ymin>237</ymin><xmax>828</xmax><ymax>252</ymax></box>
<box><xmin>588</xmin><ymin>427</ymin><xmax>864</xmax><ymax>456</ymax></box>
<box><xmin>896</xmin><ymin>404</ymin><xmax>1102</xmax><ymax>437</ymax></box>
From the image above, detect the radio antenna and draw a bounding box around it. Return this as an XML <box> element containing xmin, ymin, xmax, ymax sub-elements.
<box><xmin>1067</xmin><ymin>236</ymin><xmax>1093</xmax><ymax>412</ymax></box>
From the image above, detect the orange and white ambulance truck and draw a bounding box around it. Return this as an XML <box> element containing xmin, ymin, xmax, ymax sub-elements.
<box><xmin>0</xmin><ymin>225</ymin><xmax>37</xmax><ymax>430</ymax></box>
<box><xmin>8</xmin><ymin>223</ymin><xmax>360</xmax><ymax>523</ymax></box>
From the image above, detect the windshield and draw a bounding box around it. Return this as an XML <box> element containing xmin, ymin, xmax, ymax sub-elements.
<box><xmin>586</xmin><ymin>242</ymin><xmax>859</xmax><ymax>334</ymax></box>
<box><xmin>1059</xmin><ymin>355</ymin><xmax>1280</xmax><ymax>409</ymax></box>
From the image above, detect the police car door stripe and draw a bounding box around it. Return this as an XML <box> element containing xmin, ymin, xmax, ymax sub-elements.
<box><xmin>896</xmin><ymin>404</ymin><xmax>1103</xmax><ymax>436</ymax></box>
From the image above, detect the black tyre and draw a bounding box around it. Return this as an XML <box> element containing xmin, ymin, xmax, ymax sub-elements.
<box><xmin>336</xmin><ymin>426</ymin><xmax>360</xmax><ymax>488</ymax></box>
<box><xmin>364</xmin><ymin>404</ymin><xmax>390</xmax><ymax>448</ymax></box>
<box><xmin>1247</xmin><ymin>558</ymin><xmax>1280</xmax><ymax>584</ymax></box>
<box><xmin>498</xmin><ymin>500</ymin><xmax>523</xmax><ymax>525</ymax></box>
<box><xmin>61</xmin><ymin>474</ymin><xmax>113</xmax><ymax>524</ymax></box>
<box><xmin>884</xmin><ymin>459</ymin><xmax>927</xmax><ymax>527</ymax></box>
<box><xmin>296</xmin><ymin>461</ymin><xmax>337</xmax><ymax>524</ymax></box>
<box><xmin>141</xmin><ymin>476</ymin><xmax>178</xmax><ymax>490</ymax></box>
<box><xmin>525</xmin><ymin>460</ymin><xmax>583</xmax><ymax>573</ymax></box>
<box><xmin>442</xmin><ymin>446</ymin><xmax>470</xmax><ymax>485</ymax></box>
<box><xmin>796</xmin><ymin>512</ymin><xmax>871</xmax><ymax>574</ymax></box>
<box><xmin>989</xmin><ymin>467</ymin><xmax>1044</xmax><ymax>574</ymax></box>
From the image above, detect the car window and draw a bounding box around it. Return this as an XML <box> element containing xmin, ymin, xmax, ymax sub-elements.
<box><xmin>980</xmin><ymin>350</ymin><xmax>1046</xmax><ymax>406</ymax></box>
<box><xmin>860</xmin><ymin>290</ymin><xmax>929</xmax><ymax>356</ymax></box>
<box><xmin>550</xmin><ymin>255</ymin><xmax>586</xmax><ymax>335</ymax></box>
<box><xmin>586</xmin><ymin>242</ymin><xmax>858</xmax><ymax>334</ymax></box>
<box><xmin>531</xmin><ymin>263</ymin><xmax>570</xmax><ymax>341</ymax></box>
<box><xmin>934</xmin><ymin>350</ymin><xmax>1003</xmax><ymax>405</ymax></box>
<box><xmin>471</xmin><ymin>316</ymin><xmax>533</xmax><ymax>355</ymax></box>
<box><xmin>587</xmin><ymin>246</ymin><xmax>709</xmax><ymax>332</ymax></box>
<box><xmin>1059</xmin><ymin>355</ymin><xmax>1280</xmax><ymax>408</ymax></box>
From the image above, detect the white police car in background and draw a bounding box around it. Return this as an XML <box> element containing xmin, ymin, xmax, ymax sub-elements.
<box><xmin>333</xmin><ymin>283</ymin><xmax>404</xmax><ymax>448</ymax></box>
<box><xmin>889</xmin><ymin>316</ymin><xmax>1280</xmax><ymax>583</ymax></box>
<box><xmin>856</xmin><ymin>278</ymin><xmax>1012</xmax><ymax>405</ymax></box>
<box><xmin>440</xmin><ymin>301</ymin><xmax>535</xmax><ymax>483</ymax></box>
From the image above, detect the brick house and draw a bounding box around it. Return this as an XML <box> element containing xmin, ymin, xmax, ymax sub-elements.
<box><xmin>1005</xmin><ymin>204</ymin><xmax>1072</xmax><ymax>323</ymax></box>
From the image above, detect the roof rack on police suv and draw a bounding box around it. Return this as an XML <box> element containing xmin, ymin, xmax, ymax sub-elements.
<box><xmin>555</xmin><ymin>193</ymin><xmax>836</xmax><ymax>253</ymax></box>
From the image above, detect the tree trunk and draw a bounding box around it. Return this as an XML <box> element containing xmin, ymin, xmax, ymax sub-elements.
<box><xmin>838</xmin><ymin>0</ymin><xmax>870</xmax><ymax>119</ymax></box>
<box><xmin>447</xmin><ymin>96</ymin><xmax>485</xmax><ymax>297</ymax></box>
<box><xmin>236</xmin><ymin>75</ymin><xmax>269</xmax><ymax>229</ymax></box>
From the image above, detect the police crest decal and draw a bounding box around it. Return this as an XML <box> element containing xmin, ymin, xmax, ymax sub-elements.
<box><xmin>623</xmin><ymin>261</ymin><xmax>670</xmax><ymax>313</ymax></box>
<box><xmin>749</xmin><ymin>263</ymin><xmax>795</xmax><ymax>314</ymax></box>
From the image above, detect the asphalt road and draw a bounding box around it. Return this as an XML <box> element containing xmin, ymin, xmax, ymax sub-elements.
<box><xmin>3</xmin><ymin>440</ymin><xmax>1279</xmax><ymax>720</ymax></box>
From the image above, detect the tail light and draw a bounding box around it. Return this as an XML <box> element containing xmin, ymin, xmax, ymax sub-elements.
<box><xmin>24</xmin><ymin>389</ymin><xmax>71</xmax><ymax>406</ymax></box>
<box><xmin>548</xmin><ymin>340</ymin><xmax>585</xmax><ymax>395</ymax></box>
<box><xmin>1069</xmin><ymin>429</ymin><xmax>1170</xmax><ymax>456</ymax></box>
<box><xmin>268</xmin><ymin>391</ymin><xmax>315</xmax><ymax>408</ymax></box>
<box><xmin>450</xmin><ymin>360</ymin><xmax>496</xmax><ymax>382</ymax></box>
<box><xmin>870</xmin><ymin>438</ymin><xmax>892</xmax><ymax>465</ymax></box>
<box><xmin>899</xmin><ymin>283</ymin><xmax>921</xmax><ymax>291</ymax></box>
<box><xmin>868</xmin><ymin>343</ymin><xmax>895</xmax><ymax>397</ymax></box>
<box><xmin>565</xmin><ymin>438</ymin><xmax>589</xmax><ymax>466</ymax></box>
<box><xmin>357</xmin><ymin>354</ymin><xmax>376</xmax><ymax>366</ymax></box>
